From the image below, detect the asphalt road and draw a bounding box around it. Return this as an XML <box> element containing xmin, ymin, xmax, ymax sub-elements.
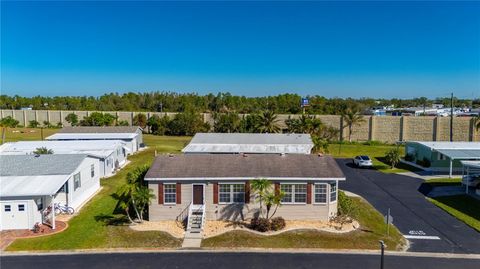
<box><xmin>2</xmin><ymin>252</ymin><xmax>480</xmax><ymax>269</ymax></box>
<box><xmin>337</xmin><ymin>159</ymin><xmax>480</xmax><ymax>254</ymax></box>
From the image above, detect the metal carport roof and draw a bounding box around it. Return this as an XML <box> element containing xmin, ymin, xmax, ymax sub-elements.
<box><xmin>434</xmin><ymin>149</ymin><xmax>480</xmax><ymax>160</ymax></box>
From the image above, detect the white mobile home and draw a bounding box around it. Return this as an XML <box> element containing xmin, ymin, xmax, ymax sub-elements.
<box><xmin>182</xmin><ymin>133</ymin><xmax>314</xmax><ymax>154</ymax></box>
<box><xmin>0</xmin><ymin>154</ymin><xmax>100</xmax><ymax>230</ymax></box>
<box><xmin>46</xmin><ymin>126</ymin><xmax>143</xmax><ymax>153</ymax></box>
<box><xmin>0</xmin><ymin>140</ymin><xmax>127</xmax><ymax>177</ymax></box>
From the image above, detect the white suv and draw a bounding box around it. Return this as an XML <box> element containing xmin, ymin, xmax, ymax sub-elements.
<box><xmin>353</xmin><ymin>155</ymin><xmax>373</xmax><ymax>168</ymax></box>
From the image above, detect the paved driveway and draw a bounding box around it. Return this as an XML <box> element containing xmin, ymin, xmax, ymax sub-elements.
<box><xmin>337</xmin><ymin>159</ymin><xmax>480</xmax><ymax>254</ymax></box>
<box><xmin>2</xmin><ymin>252</ymin><xmax>480</xmax><ymax>269</ymax></box>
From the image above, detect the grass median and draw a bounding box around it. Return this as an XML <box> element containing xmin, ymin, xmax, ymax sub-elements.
<box><xmin>427</xmin><ymin>195</ymin><xmax>480</xmax><ymax>232</ymax></box>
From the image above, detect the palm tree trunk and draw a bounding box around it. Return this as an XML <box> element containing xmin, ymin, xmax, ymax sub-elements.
<box><xmin>348</xmin><ymin>125</ymin><xmax>352</xmax><ymax>142</ymax></box>
<box><xmin>1</xmin><ymin>127</ymin><xmax>5</xmax><ymax>144</ymax></box>
<box><xmin>131</xmin><ymin>195</ymin><xmax>142</xmax><ymax>222</ymax></box>
<box><xmin>269</xmin><ymin>204</ymin><xmax>280</xmax><ymax>219</ymax></box>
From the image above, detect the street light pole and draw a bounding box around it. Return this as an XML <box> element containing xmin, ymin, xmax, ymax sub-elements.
<box><xmin>379</xmin><ymin>240</ymin><xmax>385</xmax><ymax>269</ymax></box>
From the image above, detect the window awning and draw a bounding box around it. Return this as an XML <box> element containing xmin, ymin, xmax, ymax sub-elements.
<box><xmin>435</xmin><ymin>149</ymin><xmax>480</xmax><ymax>160</ymax></box>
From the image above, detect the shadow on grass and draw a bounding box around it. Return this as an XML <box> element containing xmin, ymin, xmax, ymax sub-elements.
<box><xmin>433</xmin><ymin>195</ymin><xmax>480</xmax><ymax>222</ymax></box>
<box><xmin>94</xmin><ymin>213</ymin><xmax>130</xmax><ymax>226</ymax></box>
<box><xmin>375</xmin><ymin>157</ymin><xmax>421</xmax><ymax>172</ymax></box>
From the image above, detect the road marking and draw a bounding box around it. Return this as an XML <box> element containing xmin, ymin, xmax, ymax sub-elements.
<box><xmin>404</xmin><ymin>235</ymin><xmax>441</xmax><ymax>240</ymax></box>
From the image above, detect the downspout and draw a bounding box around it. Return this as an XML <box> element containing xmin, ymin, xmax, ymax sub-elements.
<box><xmin>51</xmin><ymin>195</ymin><xmax>56</xmax><ymax>230</ymax></box>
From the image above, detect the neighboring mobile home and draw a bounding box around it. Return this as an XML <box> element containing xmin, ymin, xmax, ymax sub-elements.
<box><xmin>182</xmin><ymin>133</ymin><xmax>314</xmax><ymax>154</ymax></box>
<box><xmin>145</xmin><ymin>154</ymin><xmax>345</xmax><ymax>231</ymax></box>
<box><xmin>404</xmin><ymin>141</ymin><xmax>480</xmax><ymax>176</ymax></box>
<box><xmin>0</xmin><ymin>140</ymin><xmax>127</xmax><ymax>177</ymax></box>
<box><xmin>0</xmin><ymin>154</ymin><xmax>100</xmax><ymax>230</ymax></box>
<box><xmin>46</xmin><ymin>126</ymin><xmax>143</xmax><ymax>153</ymax></box>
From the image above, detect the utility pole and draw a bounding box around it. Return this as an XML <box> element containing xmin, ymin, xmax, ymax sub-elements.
<box><xmin>450</xmin><ymin>92</ymin><xmax>454</xmax><ymax>142</ymax></box>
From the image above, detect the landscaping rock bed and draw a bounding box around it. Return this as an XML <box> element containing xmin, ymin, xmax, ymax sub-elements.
<box><xmin>203</xmin><ymin>219</ymin><xmax>359</xmax><ymax>238</ymax></box>
<box><xmin>129</xmin><ymin>221</ymin><xmax>185</xmax><ymax>238</ymax></box>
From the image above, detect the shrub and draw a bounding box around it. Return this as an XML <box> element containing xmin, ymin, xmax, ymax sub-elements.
<box><xmin>28</xmin><ymin>120</ymin><xmax>40</xmax><ymax>128</ymax></box>
<box><xmin>270</xmin><ymin>217</ymin><xmax>286</xmax><ymax>231</ymax></box>
<box><xmin>385</xmin><ymin>147</ymin><xmax>401</xmax><ymax>169</ymax></box>
<box><xmin>250</xmin><ymin>217</ymin><xmax>270</xmax><ymax>232</ymax></box>
<box><xmin>422</xmin><ymin>157</ymin><xmax>431</xmax><ymax>168</ymax></box>
<box><xmin>338</xmin><ymin>191</ymin><xmax>357</xmax><ymax>217</ymax></box>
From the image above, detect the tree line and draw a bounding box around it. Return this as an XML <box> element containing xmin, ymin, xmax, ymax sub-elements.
<box><xmin>1</xmin><ymin>92</ymin><xmax>477</xmax><ymax>114</ymax></box>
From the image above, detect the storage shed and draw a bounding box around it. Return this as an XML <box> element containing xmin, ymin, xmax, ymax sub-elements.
<box><xmin>0</xmin><ymin>154</ymin><xmax>100</xmax><ymax>230</ymax></box>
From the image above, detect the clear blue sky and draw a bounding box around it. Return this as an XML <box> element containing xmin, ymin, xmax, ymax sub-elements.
<box><xmin>1</xmin><ymin>1</ymin><xmax>479</xmax><ymax>99</ymax></box>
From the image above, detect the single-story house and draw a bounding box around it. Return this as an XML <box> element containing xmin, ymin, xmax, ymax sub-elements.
<box><xmin>0</xmin><ymin>140</ymin><xmax>128</xmax><ymax>177</ymax></box>
<box><xmin>0</xmin><ymin>154</ymin><xmax>101</xmax><ymax>230</ymax></box>
<box><xmin>182</xmin><ymin>133</ymin><xmax>314</xmax><ymax>154</ymax></box>
<box><xmin>145</xmin><ymin>154</ymin><xmax>345</xmax><ymax>231</ymax></box>
<box><xmin>461</xmin><ymin>161</ymin><xmax>480</xmax><ymax>195</ymax></box>
<box><xmin>404</xmin><ymin>141</ymin><xmax>480</xmax><ymax>176</ymax></box>
<box><xmin>46</xmin><ymin>126</ymin><xmax>143</xmax><ymax>153</ymax></box>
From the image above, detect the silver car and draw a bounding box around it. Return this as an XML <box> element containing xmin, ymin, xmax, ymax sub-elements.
<box><xmin>353</xmin><ymin>155</ymin><xmax>373</xmax><ymax>168</ymax></box>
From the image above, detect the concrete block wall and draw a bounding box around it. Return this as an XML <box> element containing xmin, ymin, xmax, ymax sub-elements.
<box><xmin>1</xmin><ymin>110</ymin><xmax>477</xmax><ymax>142</ymax></box>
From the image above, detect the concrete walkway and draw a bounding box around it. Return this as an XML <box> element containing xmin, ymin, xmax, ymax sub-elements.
<box><xmin>181</xmin><ymin>231</ymin><xmax>203</xmax><ymax>249</ymax></box>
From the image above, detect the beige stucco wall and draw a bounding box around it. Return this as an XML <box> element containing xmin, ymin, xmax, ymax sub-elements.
<box><xmin>2</xmin><ymin>110</ymin><xmax>476</xmax><ymax>143</ymax></box>
<box><xmin>148</xmin><ymin>180</ymin><xmax>337</xmax><ymax>222</ymax></box>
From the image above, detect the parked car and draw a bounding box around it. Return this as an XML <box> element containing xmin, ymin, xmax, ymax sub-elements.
<box><xmin>353</xmin><ymin>155</ymin><xmax>373</xmax><ymax>168</ymax></box>
<box><xmin>462</xmin><ymin>174</ymin><xmax>480</xmax><ymax>188</ymax></box>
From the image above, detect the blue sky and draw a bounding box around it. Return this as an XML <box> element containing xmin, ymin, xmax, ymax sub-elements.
<box><xmin>1</xmin><ymin>1</ymin><xmax>479</xmax><ymax>99</ymax></box>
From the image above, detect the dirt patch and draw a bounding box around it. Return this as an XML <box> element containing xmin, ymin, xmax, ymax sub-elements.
<box><xmin>129</xmin><ymin>221</ymin><xmax>185</xmax><ymax>238</ymax></box>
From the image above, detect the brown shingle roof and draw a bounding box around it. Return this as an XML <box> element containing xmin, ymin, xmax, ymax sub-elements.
<box><xmin>58</xmin><ymin>126</ymin><xmax>141</xmax><ymax>133</ymax></box>
<box><xmin>145</xmin><ymin>154</ymin><xmax>345</xmax><ymax>180</ymax></box>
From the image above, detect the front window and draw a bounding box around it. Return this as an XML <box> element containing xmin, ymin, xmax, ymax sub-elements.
<box><xmin>73</xmin><ymin>173</ymin><xmax>81</xmax><ymax>191</ymax></box>
<box><xmin>219</xmin><ymin>183</ymin><xmax>245</xmax><ymax>204</ymax></box>
<box><xmin>330</xmin><ymin>182</ymin><xmax>337</xmax><ymax>202</ymax></box>
<box><xmin>281</xmin><ymin>184</ymin><xmax>307</xmax><ymax>204</ymax></box>
<box><xmin>164</xmin><ymin>184</ymin><xmax>176</xmax><ymax>204</ymax></box>
<box><xmin>91</xmin><ymin>164</ymin><xmax>95</xmax><ymax>178</ymax></box>
<box><xmin>4</xmin><ymin>205</ymin><xmax>11</xmax><ymax>212</ymax></box>
<box><xmin>314</xmin><ymin>184</ymin><xmax>327</xmax><ymax>204</ymax></box>
<box><xmin>18</xmin><ymin>204</ymin><xmax>25</xmax><ymax>211</ymax></box>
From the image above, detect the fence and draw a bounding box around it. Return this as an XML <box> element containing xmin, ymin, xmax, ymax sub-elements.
<box><xmin>1</xmin><ymin>109</ymin><xmax>478</xmax><ymax>143</ymax></box>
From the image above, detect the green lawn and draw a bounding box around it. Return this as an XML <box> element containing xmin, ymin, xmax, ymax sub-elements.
<box><xmin>7</xmin><ymin>135</ymin><xmax>190</xmax><ymax>251</ymax></box>
<box><xmin>427</xmin><ymin>195</ymin><xmax>480</xmax><ymax>232</ymax></box>
<box><xmin>202</xmin><ymin>197</ymin><xmax>406</xmax><ymax>251</ymax></box>
<box><xmin>424</xmin><ymin>177</ymin><xmax>462</xmax><ymax>187</ymax></box>
<box><xmin>1</xmin><ymin>127</ymin><xmax>60</xmax><ymax>143</ymax></box>
<box><xmin>328</xmin><ymin>143</ymin><xmax>418</xmax><ymax>173</ymax></box>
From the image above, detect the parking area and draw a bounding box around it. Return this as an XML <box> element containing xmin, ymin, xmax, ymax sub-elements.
<box><xmin>337</xmin><ymin>159</ymin><xmax>480</xmax><ymax>254</ymax></box>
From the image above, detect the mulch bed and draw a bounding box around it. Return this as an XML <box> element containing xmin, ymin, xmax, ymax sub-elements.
<box><xmin>0</xmin><ymin>221</ymin><xmax>67</xmax><ymax>250</ymax></box>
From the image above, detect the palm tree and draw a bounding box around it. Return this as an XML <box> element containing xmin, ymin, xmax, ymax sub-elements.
<box><xmin>250</xmin><ymin>179</ymin><xmax>271</xmax><ymax>218</ymax></box>
<box><xmin>263</xmin><ymin>192</ymin><xmax>284</xmax><ymax>219</ymax></box>
<box><xmin>116</xmin><ymin>165</ymin><xmax>154</xmax><ymax>223</ymax></box>
<box><xmin>33</xmin><ymin>147</ymin><xmax>54</xmax><ymax>154</ymax></box>
<box><xmin>256</xmin><ymin>111</ymin><xmax>280</xmax><ymax>133</ymax></box>
<box><xmin>342</xmin><ymin>109</ymin><xmax>365</xmax><ymax>142</ymax></box>
<box><xmin>311</xmin><ymin>135</ymin><xmax>329</xmax><ymax>154</ymax></box>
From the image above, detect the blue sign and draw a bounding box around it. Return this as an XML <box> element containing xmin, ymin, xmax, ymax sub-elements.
<box><xmin>301</xmin><ymin>98</ymin><xmax>309</xmax><ymax>107</ymax></box>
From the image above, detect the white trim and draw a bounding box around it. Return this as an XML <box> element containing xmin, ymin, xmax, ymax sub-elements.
<box><xmin>313</xmin><ymin>183</ymin><xmax>328</xmax><ymax>205</ymax></box>
<box><xmin>145</xmin><ymin>177</ymin><xmax>346</xmax><ymax>181</ymax></box>
<box><xmin>191</xmin><ymin>183</ymin><xmax>206</xmax><ymax>205</ymax></box>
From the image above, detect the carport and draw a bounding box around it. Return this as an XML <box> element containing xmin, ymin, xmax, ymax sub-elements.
<box><xmin>461</xmin><ymin>160</ymin><xmax>480</xmax><ymax>194</ymax></box>
<box><xmin>434</xmin><ymin>149</ymin><xmax>480</xmax><ymax>178</ymax></box>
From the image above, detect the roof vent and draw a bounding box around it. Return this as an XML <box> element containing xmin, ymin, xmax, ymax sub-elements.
<box><xmin>34</xmin><ymin>154</ymin><xmax>40</xmax><ymax>158</ymax></box>
<box><xmin>242</xmin><ymin>153</ymin><xmax>248</xmax><ymax>157</ymax></box>
<box><xmin>317</xmin><ymin>153</ymin><xmax>324</xmax><ymax>157</ymax></box>
<box><xmin>280</xmin><ymin>152</ymin><xmax>286</xmax><ymax>157</ymax></box>
<box><xmin>168</xmin><ymin>153</ymin><xmax>174</xmax><ymax>158</ymax></box>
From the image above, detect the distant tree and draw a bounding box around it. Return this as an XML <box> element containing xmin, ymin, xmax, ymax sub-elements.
<box><xmin>28</xmin><ymin>120</ymin><xmax>40</xmax><ymax>128</ymax></box>
<box><xmin>311</xmin><ymin>136</ymin><xmax>330</xmax><ymax>154</ymax></box>
<box><xmin>385</xmin><ymin>147</ymin><xmax>401</xmax><ymax>169</ymax></box>
<box><xmin>65</xmin><ymin>113</ymin><xmax>78</xmax><ymax>126</ymax></box>
<box><xmin>147</xmin><ymin>115</ymin><xmax>170</xmax><ymax>135</ymax></box>
<box><xmin>80</xmin><ymin>112</ymin><xmax>117</xmax><ymax>126</ymax></box>
<box><xmin>56</xmin><ymin>122</ymin><xmax>63</xmax><ymax>128</ymax></box>
<box><xmin>33</xmin><ymin>147</ymin><xmax>54</xmax><ymax>154</ymax></box>
<box><xmin>474</xmin><ymin>116</ymin><xmax>480</xmax><ymax>131</ymax></box>
<box><xmin>168</xmin><ymin>111</ymin><xmax>210</xmax><ymax>136</ymax></box>
<box><xmin>255</xmin><ymin>111</ymin><xmax>280</xmax><ymax>133</ymax></box>
<box><xmin>43</xmin><ymin>120</ymin><xmax>54</xmax><ymax>128</ymax></box>
<box><xmin>116</xmin><ymin>120</ymin><xmax>129</xmax><ymax>126</ymax></box>
<box><xmin>0</xmin><ymin>116</ymin><xmax>19</xmax><ymax>144</ymax></box>
<box><xmin>342</xmin><ymin>108</ymin><xmax>365</xmax><ymax>142</ymax></box>
<box><xmin>133</xmin><ymin>113</ymin><xmax>147</xmax><ymax>128</ymax></box>
<box><xmin>213</xmin><ymin>112</ymin><xmax>241</xmax><ymax>133</ymax></box>
<box><xmin>239</xmin><ymin>114</ymin><xmax>261</xmax><ymax>133</ymax></box>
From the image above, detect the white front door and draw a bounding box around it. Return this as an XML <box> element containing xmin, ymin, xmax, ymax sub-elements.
<box><xmin>0</xmin><ymin>201</ymin><xmax>30</xmax><ymax>230</ymax></box>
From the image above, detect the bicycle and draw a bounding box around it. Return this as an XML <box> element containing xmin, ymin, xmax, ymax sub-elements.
<box><xmin>54</xmin><ymin>203</ymin><xmax>75</xmax><ymax>215</ymax></box>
